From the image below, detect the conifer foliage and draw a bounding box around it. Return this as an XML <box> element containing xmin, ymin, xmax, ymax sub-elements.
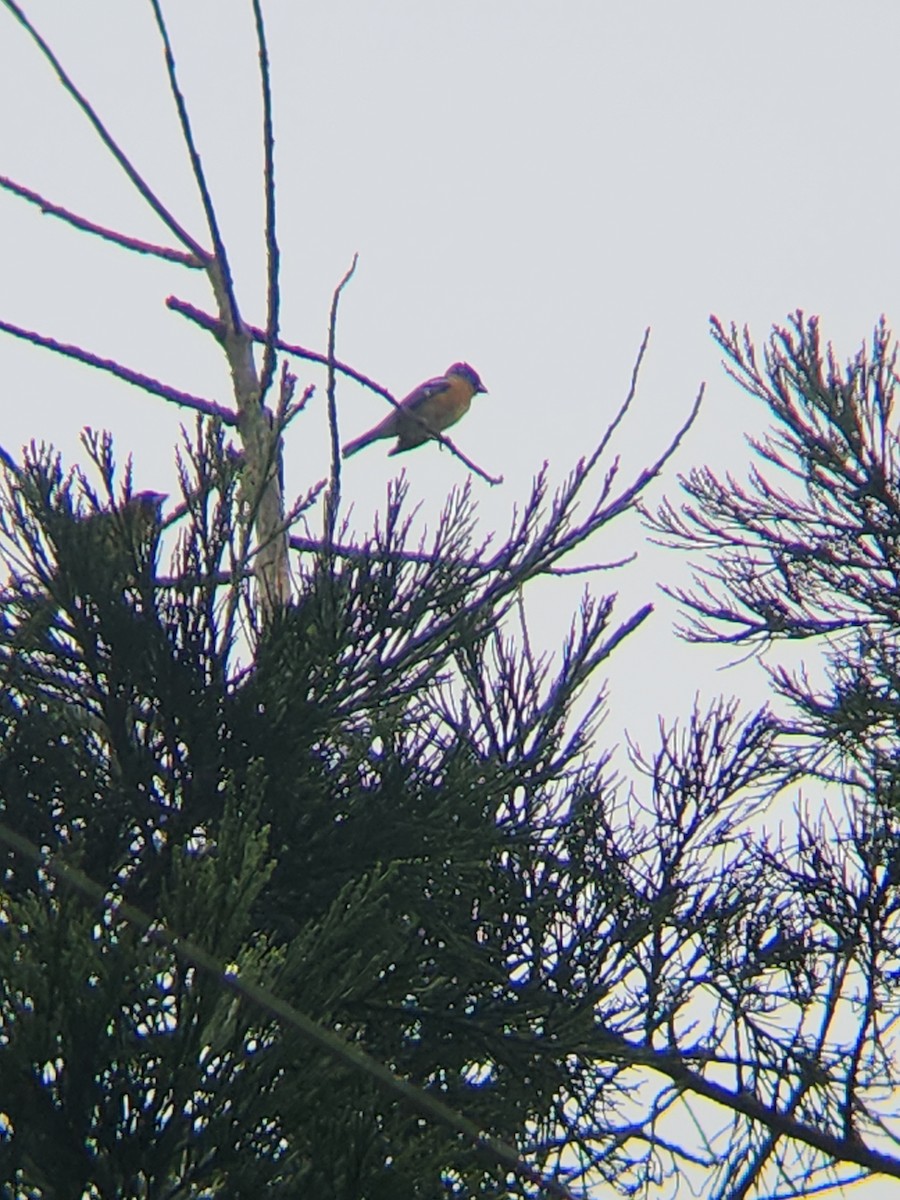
<box><xmin>0</xmin><ymin>419</ymin><xmax>685</xmax><ymax>1197</ymax></box>
<box><xmin>3</xmin><ymin>2</ymin><xmax>900</xmax><ymax>1196</ymax></box>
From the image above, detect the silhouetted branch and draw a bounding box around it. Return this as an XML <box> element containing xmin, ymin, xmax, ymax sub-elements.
<box><xmin>0</xmin><ymin>175</ymin><xmax>204</xmax><ymax>266</ymax></box>
<box><xmin>0</xmin><ymin>317</ymin><xmax>237</xmax><ymax>424</ymax></box>
<box><xmin>288</xmin><ymin>533</ymin><xmax>633</xmax><ymax>575</ymax></box>
<box><xmin>1</xmin><ymin>0</ymin><xmax>206</xmax><ymax>259</ymax></box>
<box><xmin>647</xmin><ymin>313</ymin><xmax>900</xmax><ymax>648</ymax></box>
<box><xmin>324</xmin><ymin>255</ymin><xmax>358</xmax><ymax>545</ymax></box>
<box><xmin>147</xmin><ymin>0</ymin><xmax>239</xmax><ymax>329</ymax></box>
<box><xmin>586</xmin><ymin>325</ymin><xmax>651</xmax><ymax>472</ymax></box>
<box><xmin>252</xmin><ymin>0</ymin><xmax>280</xmax><ymax>404</ymax></box>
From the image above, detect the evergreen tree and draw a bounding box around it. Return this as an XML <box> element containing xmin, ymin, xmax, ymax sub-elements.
<box><xmin>3</xmin><ymin>4</ymin><xmax>900</xmax><ymax>1197</ymax></box>
<box><xmin>2</xmin><ymin>398</ymin><xmax>696</xmax><ymax>1198</ymax></box>
<box><xmin>645</xmin><ymin>312</ymin><xmax>900</xmax><ymax>1196</ymax></box>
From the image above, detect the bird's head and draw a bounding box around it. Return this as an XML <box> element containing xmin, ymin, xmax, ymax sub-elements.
<box><xmin>129</xmin><ymin>490</ymin><xmax>168</xmax><ymax>517</ymax></box>
<box><xmin>446</xmin><ymin>363</ymin><xmax>487</xmax><ymax>394</ymax></box>
<box><xmin>123</xmin><ymin>491</ymin><xmax>168</xmax><ymax>535</ymax></box>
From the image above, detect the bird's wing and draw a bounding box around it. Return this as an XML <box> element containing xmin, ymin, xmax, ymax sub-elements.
<box><xmin>401</xmin><ymin>375</ymin><xmax>451</xmax><ymax>413</ymax></box>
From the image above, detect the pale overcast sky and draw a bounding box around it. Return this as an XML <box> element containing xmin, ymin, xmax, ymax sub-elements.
<box><xmin>1</xmin><ymin>4</ymin><xmax>898</xmax><ymax>1195</ymax></box>
<box><xmin>1</xmin><ymin>1</ymin><xmax>897</xmax><ymax>746</ymax></box>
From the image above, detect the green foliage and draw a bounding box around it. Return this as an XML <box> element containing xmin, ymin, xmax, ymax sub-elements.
<box><xmin>9</xmin><ymin>310</ymin><xmax>900</xmax><ymax>1200</ymax></box>
<box><xmin>651</xmin><ymin>313</ymin><xmax>900</xmax><ymax>800</ymax></box>
<box><xmin>0</xmin><ymin>785</ymin><xmax>281</xmax><ymax>1198</ymax></box>
<box><xmin>0</xmin><ymin>435</ymin><xmax>641</xmax><ymax>1198</ymax></box>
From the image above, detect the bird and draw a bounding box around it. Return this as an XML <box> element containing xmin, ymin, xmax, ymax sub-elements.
<box><xmin>342</xmin><ymin>363</ymin><xmax>487</xmax><ymax>458</ymax></box>
<box><xmin>61</xmin><ymin>490</ymin><xmax>168</xmax><ymax>591</ymax></box>
<box><xmin>82</xmin><ymin>490</ymin><xmax>167</xmax><ymax>555</ymax></box>
<box><xmin>122</xmin><ymin>490</ymin><xmax>168</xmax><ymax>534</ymax></box>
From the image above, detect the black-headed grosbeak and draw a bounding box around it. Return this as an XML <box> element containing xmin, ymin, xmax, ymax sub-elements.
<box><xmin>342</xmin><ymin>362</ymin><xmax>487</xmax><ymax>458</ymax></box>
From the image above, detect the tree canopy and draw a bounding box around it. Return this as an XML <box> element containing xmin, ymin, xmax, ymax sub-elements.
<box><xmin>1</xmin><ymin>4</ymin><xmax>900</xmax><ymax>1199</ymax></box>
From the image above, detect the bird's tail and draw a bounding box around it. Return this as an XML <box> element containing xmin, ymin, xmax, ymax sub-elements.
<box><xmin>341</xmin><ymin>431</ymin><xmax>376</xmax><ymax>458</ymax></box>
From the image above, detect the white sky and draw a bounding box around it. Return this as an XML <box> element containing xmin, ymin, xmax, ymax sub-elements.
<box><xmin>2</xmin><ymin>1</ymin><xmax>898</xmax><ymax>750</ymax></box>
<box><xmin>0</xmin><ymin>4</ymin><xmax>898</xmax><ymax>1189</ymax></box>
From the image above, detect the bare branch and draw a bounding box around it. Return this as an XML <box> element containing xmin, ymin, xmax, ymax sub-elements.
<box><xmin>1</xmin><ymin>0</ymin><xmax>207</xmax><ymax>259</ymax></box>
<box><xmin>585</xmin><ymin>325</ymin><xmax>651</xmax><ymax>473</ymax></box>
<box><xmin>324</xmin><ymin>254</ymin><xmax>358</xmax><ymax>546</ymax></box>
<box><xmin>166</xmin><ymin>296</ymin><xmax>504</xmax><ymax>482</ymax></box>
<box><xmin>251</xmin><ymin>0</ymin><xmax>280</xmax><ymax>403</ymax></box>
<box><xmin>144</xmin><ymin>0</ymin><xmax>240</xmax><ymax>332</ymax></box>
<box><xmin>0</xmin><ymin>175</ymin><xmax>205</xmax><ymax>266</ymax></box>
<box><xmin>0</xmin><ymin>317</ymin><xmax>237</xmax><ymax>424</ymax></box>
<box><xmin>496</xmin><ymin>381</ymin><xmax>704</xmax><ymax>582</ymax></box>
<box><xmin>639</xmin><ymin>1041</ymin><xmax>900</xmax><ymax>1181</ymax></box>
<box><xmin>167</xmin><ymin>294</ymin><xmax>384</xmax><ymax>389</ymax></box>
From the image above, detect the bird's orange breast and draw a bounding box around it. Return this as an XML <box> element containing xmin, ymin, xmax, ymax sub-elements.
<box><xmin>416</xmin><ymin>375</ymin><xmax>474</xmax><ymax>433</ymax></box>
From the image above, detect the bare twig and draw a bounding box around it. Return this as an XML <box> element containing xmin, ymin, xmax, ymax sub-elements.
<box><xmin>324</xmin><ymin>255</ymin><xmax>358</xmax><ymax>545</ymax></box>
<box><xmin>0</xmin><ymin>318</ymin><xmax>237</xmax><ymax>425</ymax></box>
<box><xmin>146</xmin><ymin>0</ymin><xmax>240</xmax><ymax>330</ymax></box>
<box><xmin>550</xmin><ymin>554</ymin><xmax>637</xmax><ymax>574</ymax></box>
<box><xmin>251</xmin><ymin>0</ymin><xmax>279</xmax><ymax>404</ymax></box>
<box><xmin>503</xmin><ymin>382</ymin><xmax>704</xmax><ymax>579</ymax></box>
<box><xmin>0</xmin><ymin>175</ymin><xmax>204</xmax><ymax>266</ymax></box>
<box><xmin>515</xmin><ymin>586</ymin><xmax>539</xmax><ymax>679</ymax></box>
<box><xmin>432</xmin><ymin>439</ymin><xmax>502</xmax><ymax>485</ymax></box>
<box><xmin>167</xmin><ymin>295</ymin><xmax>385</xmax><ymax>391</ymax></box>
<box><xmin>1</xmin><ymin>0</ymin><xmax>206</xmax><ymax>259</ymax></box>
<box><xmin>586</xmin><ymin>327</ymin><xmax>651</xmax><ymax>474</ymax></box>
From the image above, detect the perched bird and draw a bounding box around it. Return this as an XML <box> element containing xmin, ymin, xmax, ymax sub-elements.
<box><xmin>83</xmin><ymin>491</ymin><xmax>168</xmax><ymax>555</ymax></box>
<box><xmin>342</xmin><ymin>362</ymin><xmax>487</xmax><ymax>458</ymax></box>
<box><xmin>123</xmin><ymin>490</ymin><xmax>168</xmax><ymax>534</ymax></box>
<box><xmin>62</xmin><ymin>490</ymin><xmax>168</xmax><ymax>591</ymax></box>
